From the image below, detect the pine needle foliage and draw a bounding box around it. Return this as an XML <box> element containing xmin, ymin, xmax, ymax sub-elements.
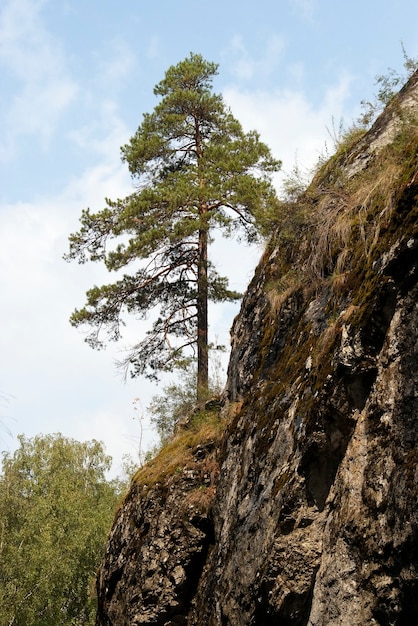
<box><xmin>65</xmin><ymin>53</ymin><xmax>281</xmax><ymax>398</ymax></box>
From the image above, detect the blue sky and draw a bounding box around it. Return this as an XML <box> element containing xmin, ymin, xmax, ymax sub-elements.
<box><xmin>1</xmin><ymin>0</ymin><xmax>418</xmax><ymax>475</ymax></box>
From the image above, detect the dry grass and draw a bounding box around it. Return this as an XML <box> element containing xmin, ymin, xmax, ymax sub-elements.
<box><xmin>306</xmin><ymin>130</ymin><xmax>413</xmax><ymax>284</ymax></box>
<box><xmin>181</xmin><ymin>485</ymin><xmax>217</xmax><ymax>516</ymax></box>
<box><xmin>266</xmin><ymin>280</ymin><xmax>300</xmax><ymax>317</ymax></box>
<box><xmin>308</xmin><ymin>192</ymin><xmax>353</xmax><ymax>279</ymax></box>
<box><xmin>132</xmin><ymin>410</ymin><xmax>225</xmax><ymax>488</ymax></box>
<box><xmin>338</xmin><ymin>305</ymin><xmax>360</xmax><ymax>323</ymax></box>
<box><xmin>313</xmin><ymin>319</ymin><xmax>340</xmax><ymax>369</ymax></box>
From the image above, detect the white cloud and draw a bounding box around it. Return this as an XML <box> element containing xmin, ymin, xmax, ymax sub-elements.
<box><xmin>0</xmin><ymin>0</ymin><xmax>78</xmax><ymax>159</ymax></box>
<box><xmin>0</xmin><ymin>113</ymin><xmax>141</xmax><ymax>473</ymax></box>
<box><xmin>223</xmin><ymin>73</ymin><xmax>354</xmax><ymax>190</ymax></box>
<box><xmin>67</xmin><ymin>99</ymin><xmax>132</xmax><ymax>163</ymax></box>
<box><xmin>147</xmin><ymin>36</ymin><xmax>161</xmax><ymax>60</ymax></box>
<box><xmin>93</xmin><ymin>38</ymin><xmax>137</xmax><ymax>87</ymax></box>
<box><xmin>0</xmin><ymin>0</ymin><xmax>47</xmax><ymax>79</ymax></box>
<box><xmin>225</xmin><ymin>34</ymin><xmax>285</xmax><ymax>82</ymax></box>
<box><xmin>288</xmin><ymin>0</ymin><xmax>316</xmax><ymax>22</ymax></box>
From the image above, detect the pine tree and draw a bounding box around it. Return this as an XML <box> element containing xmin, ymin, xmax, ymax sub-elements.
<box><xmin>65</xmin><ymin>53</ymin><xmax>281</xmax><ymax>400</ymax></box>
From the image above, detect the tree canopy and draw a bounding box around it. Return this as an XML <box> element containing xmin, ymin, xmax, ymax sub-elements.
<box><xmin>65</xmin><ymin>52</ymin><xmax>281</xmax><ymax>399</ymax></box>
<box><xmin>0</xmin><ymin>434</ymin><xmax>120</xmax><ymax>626</ymax></box>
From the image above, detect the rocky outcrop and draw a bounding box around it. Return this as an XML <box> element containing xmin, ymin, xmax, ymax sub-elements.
<box><xmin>96</xmin><ymin>437</ymin><xmax>219</xmax><ymax>625</ymax></box>
<box><xmin>96</xmin><ymin>72</ymin><xmax>418</xmax><ymax>625</ymax></box>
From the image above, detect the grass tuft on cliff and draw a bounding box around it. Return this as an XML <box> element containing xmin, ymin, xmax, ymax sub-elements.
<box><xmin>132</xmin><ymin>406</ymin><xmax>225</xmax><ymax>489</ymax></box>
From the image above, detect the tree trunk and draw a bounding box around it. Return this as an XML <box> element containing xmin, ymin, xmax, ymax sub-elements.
<box><xmin>195</xmin><ymin>111</ymin><xmax>209</xmax><ymax>404</ymax></box>
<box><xmin>197</xmin><ymin>222</ymin><xmax>209</xmax><ymax>403</ymax></box>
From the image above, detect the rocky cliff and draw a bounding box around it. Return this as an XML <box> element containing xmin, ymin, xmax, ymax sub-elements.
<box><xmin>96</xmin><ymin>72</ymin><xmax>418</xmax><ymax>625</ymax></box>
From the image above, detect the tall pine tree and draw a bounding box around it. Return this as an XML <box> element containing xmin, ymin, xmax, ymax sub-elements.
<box><xmin>65</xmin><ymin>53</ymin><xmax>281</xmax><ymax>400</ymax></box>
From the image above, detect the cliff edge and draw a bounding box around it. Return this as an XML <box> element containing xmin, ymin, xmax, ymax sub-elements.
<box><xmin>96</xmin><ymin>71</ymin><xmax>418</xmax><ymax>626</ymax></box>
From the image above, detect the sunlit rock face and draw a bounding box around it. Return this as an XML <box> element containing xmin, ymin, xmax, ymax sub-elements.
<box><xmin>96</xmin><ymin>72</ymin><xmax>418</xmax><ymax>626</ymax></box>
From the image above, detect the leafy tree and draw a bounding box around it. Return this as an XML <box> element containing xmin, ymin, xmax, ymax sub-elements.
<box><xmin>0</xmin><ymin>434</ymin><xmax>120</xmax><ymax>626</ymax></box>
<box><xmin>65</xmin><ymin>53</ymin><xmax>281</xmax><ymax>400</ymax></box>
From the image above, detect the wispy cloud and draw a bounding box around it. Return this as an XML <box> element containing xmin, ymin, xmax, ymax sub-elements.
<box><xmin>0</xmin><ymin>0</ymin><xmax>78</xmax><ymax>160</ymax></box>
<box><xmin>0</xmin><ymin>147</ymin><xmax>146</xmax><ymax>469</ymax></box>
<box><xmin>94</xmin><ymin>38</ymin><xmax>137</xmax><ymax>87</ymax></box>
<box><xmin>68</xmin><ymin>99</ymin><xmax>131</xmax><ymax>162</ymax></box>
<box><xmin>147</xmin><ymin>35</ymin><xmax>160</xmax><ymax>60</ymax></box>
<box><xmin>288</xmin><ymin>0</ymin><xmax>316</xmax><ymax>22</ymax></box>
<box><xmin>225</xmin><ymin>35</ymin><xmax>285</xmax><ymax>82</ymax></box>
<box><xmin>223</xmin><ymin>72</ymin><xmax>354</xmax><ymax>189</ymax></box>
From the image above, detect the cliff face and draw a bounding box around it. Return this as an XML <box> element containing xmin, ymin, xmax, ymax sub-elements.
<box><xmin>96</xmin><ymin>73</ymin><xmax>418</xmax><ymax>626</ymax></box>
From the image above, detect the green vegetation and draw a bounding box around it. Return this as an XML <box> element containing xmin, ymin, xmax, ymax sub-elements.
<box><xmin>148</xmin><ymin>365</ymin><xmax>223</xmax><ymax>446</ymax></box>
<box><xmin>0</xmin><ymin>434</ymin><xmax>121</xmax><ymax>626</ymax></box>
<box><xmin>65</xmin><ymin>52</ymin><xmax>281</xmax><ymax>401</ymax></box>
<box><xmin>291</xmin><ymin>120</ymin><xmax>414</xmax><ymax>297</ymax></box>
<box><xmin>358</xmin><ymin>43</ymin><xmax>418</xmax><ymax>126</ymax></box>
<box><xmin>124</xmin><ymin>363</ymin><xmax>227</xmax><ymax>493</ymax></box>
<box><xmin>133</xmin><ymin>405</ymin><xmax>225</xmax><ymax>490</ymax></box>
